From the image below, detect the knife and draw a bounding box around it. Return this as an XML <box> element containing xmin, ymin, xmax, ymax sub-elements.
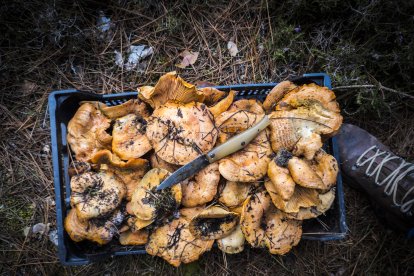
<box><xmin>156</xmin><ymin>115</ymin><xmax>270</xmax><ymax>191</ymax></box>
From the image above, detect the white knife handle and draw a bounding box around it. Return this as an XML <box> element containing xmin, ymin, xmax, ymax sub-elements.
<box><xmin>206</xmin><ymin>115</ymin><xmax>270</xmax><ymax>163</ymax></box>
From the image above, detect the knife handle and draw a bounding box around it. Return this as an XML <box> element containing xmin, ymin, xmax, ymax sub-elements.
<box><xmin>206</xmin><ymin>115</ymin><xmax>270</xmax><ymax>163</ymax></box>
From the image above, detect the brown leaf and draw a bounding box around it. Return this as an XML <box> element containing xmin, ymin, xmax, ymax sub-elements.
<box><xmin>176</xmin><ymin>50</ymin><xmax>199</xmax><ymax>68</ymax></box>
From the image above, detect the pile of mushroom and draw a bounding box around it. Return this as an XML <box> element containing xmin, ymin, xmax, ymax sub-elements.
<box><xmin>64</xmin><ymin>72</ymin><xmax>342</xmax><ymax>266</ymax></box>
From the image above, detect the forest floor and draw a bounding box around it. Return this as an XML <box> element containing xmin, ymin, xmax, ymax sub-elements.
<box><xmin>1</xmin><ymin>0</ymin><xmax>413</xmax><ymax>275</ymax></box>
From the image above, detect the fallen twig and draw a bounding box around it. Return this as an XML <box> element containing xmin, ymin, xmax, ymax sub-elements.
<box><xmin>333</xmin><ymin>84</ymin><xmax>414</xmax><ymax>100</ymax></box>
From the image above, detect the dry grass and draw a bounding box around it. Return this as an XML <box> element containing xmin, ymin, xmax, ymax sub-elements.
<box><xmin>1</xmin><ymin>0</ymin><xmax>414</xmax><ymax>275</ymax></box>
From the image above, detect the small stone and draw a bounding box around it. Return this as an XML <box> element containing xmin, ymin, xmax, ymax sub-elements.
<box><xmin>41</xmin><ymin>144</ymin><xmax>50</xmax><ymax>154</ymax></box>
<box><xmin>227</xmin><ymin>41</ymin><xmax>239</xmax><ymax>57</ymax></box>
<box><xmin>45</xmin><ymin>196</ymin><xmax>56</xmax><ymax>206</ymax></box>
<box><xmin>23</xmin><ymin>226</ymin><xmax>31</xmax><ymax>237</ymax></box>
<box><xmin>114</xmin><ymin>50</ymin><xmax>124</xmax><ymax>67</ymax></box>
<box><xmin>49</xmin><ymin>229</ymin><xmax>58</xmax><ymax>246</ymax></box>
<box><xmin>97</xmin><ymin>11</ymin><xmax>111</xmax><ymax>33</ymax></box>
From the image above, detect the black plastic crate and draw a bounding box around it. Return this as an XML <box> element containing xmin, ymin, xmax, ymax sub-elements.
<box><xmin>49</xmin><ymin>73</ymin><xmax>347</xmax><ymax>265</ymax></box>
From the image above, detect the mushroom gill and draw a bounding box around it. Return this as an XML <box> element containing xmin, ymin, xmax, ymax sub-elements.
<box><xmin>284</xmin><ymin>188</ymin><xmax>336</xmax><ymax>220</ymax></box>
<box><xmin>138</xmin><ymin>71</ymin><xmax>205</xmax><ymax>109</ymax></box>
<box><xmin>268</xmin><ymin>100</ymin><xmax>342</xmax><ymax>160</ymax></box>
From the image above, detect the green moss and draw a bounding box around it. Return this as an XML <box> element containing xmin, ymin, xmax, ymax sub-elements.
<box><xmin>1</xmin><ymin>197</ymin><xmax>35</xmax><ymax>232</ymax></box>
<box><xmin>163</xmin><ymin>14</ymin><xmax>183</xmax><ymax>35</ymax></box>
<box><xmin>265</xmin><ymin>21</ymin><xmax>306</xmax><ymax>64</ymax></box>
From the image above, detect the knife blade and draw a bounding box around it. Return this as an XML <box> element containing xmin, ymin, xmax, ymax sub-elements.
<box><xmin>156</xmin><ymin>115</ymin><xmax>270</xmax><ymax>191</ymax></box>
